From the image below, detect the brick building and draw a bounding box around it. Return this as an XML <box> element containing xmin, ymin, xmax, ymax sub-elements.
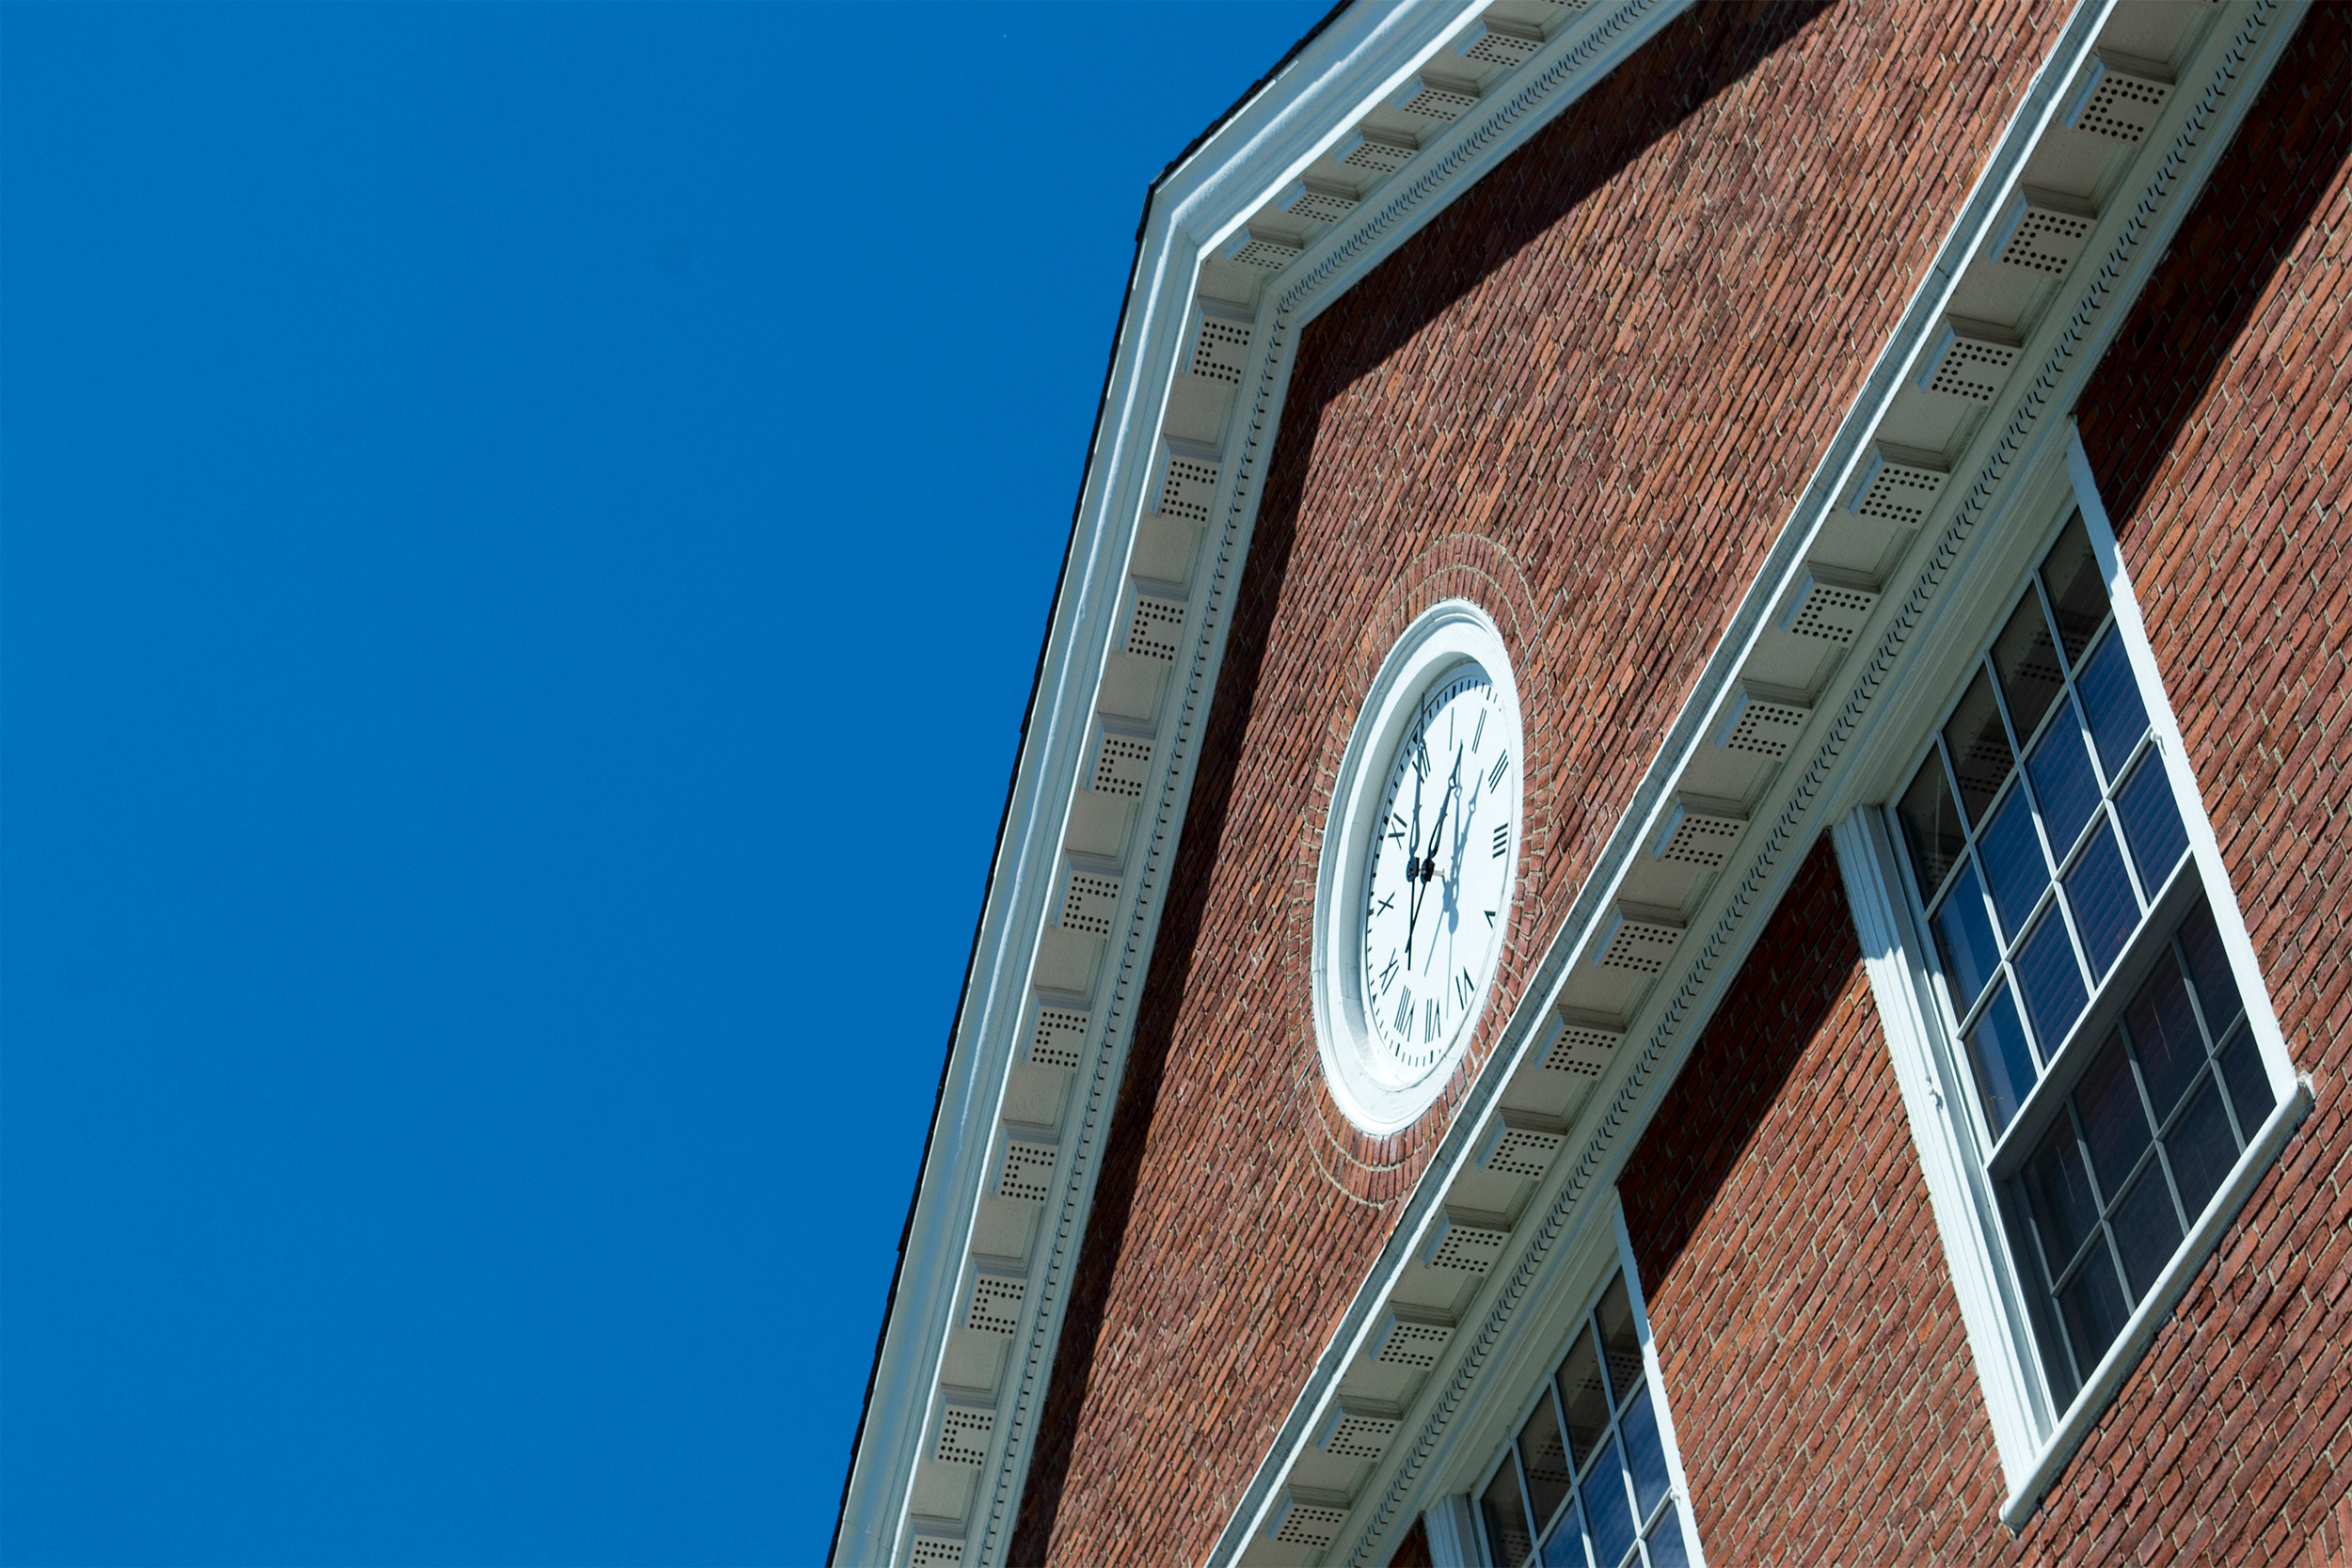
<box><xmin>836</xmin><ymin>2</ymin><xmax>2349</xmax><ymax>1563</ymax></box>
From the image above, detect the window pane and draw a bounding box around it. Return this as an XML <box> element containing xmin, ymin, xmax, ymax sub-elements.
<box><xmin>2114</xmin><ymin>751</ymin><xmax>2189</xmax><ymax>895</ymax></box>
<box><xmin>1595</xmin><ymin>1276</ymin><xmax>1643</xmax><ymax>1410</ymax></box>
<box><xmin>1944</xmin><ymin>669</ymin><xmax>2012</xmax><ymax>827</ymax></box>
<box><xmin>2177</xmin><ymin>900</ymin><xmax>2244</xmax><ymax>1038</ymax></box>
<box><xmin>2164</xmin><ymin>1075</ymin><xmax>2235</xmax><ymax>1223</ymax></box>
<box><xmin>2074</xmin><ymin>1033</ymin><xmax>2152</xmax><ymax>1196</ymax></box>
<box><xmin>1966</xmin><ymin>985</ymin><xmax>2038</xmax><ymax>1134</ymax></box>
<box><xmin>2014</xmin><ymin>908</ymin><xmax>2089</xmax><ymax>1060</ymax></box>
<box><xmin>1538</xmin><ymin>1517</ymin><xmax>1589</xmax><ymax>1568</ymax></box>
<box><xmin>2024</xmin><ymin>1118</ymin><xmax>2101</xmax><ymax>1275</ymax></box>
<box><xmin>1618</xmin><ymin>1388</ymin><xmax>1672</xmax><ymax>1520</ymax></box>
<box><xmin>1518</xmin><ymin>1397</ymin><xmax>1574</xmax><ymax>1538</ymax></box>
<box><xmin>2027</xmin><ymin>715</ymin><xmax>2101</xmax><ymax>856</ymax></box>
<box><xmin>2063</xmin><ymin>824</ymin><xmax>2137</xmax><ymax>981</ymax></box>
<box><xmin>2124</xmin><ymin>950</ymin><xmax>2204</xmax><ymax>1124</ymax></box>
<box><xmin>1581</xmin><ymin>1437</ymin><xmax>1638</xmax><ymax>1568</ymax></box>
<box><xmin>2041</xmin><ymin>513</ymin><xmax>2109</xmax><ymax>667</ymax></box>
<box><xmin>1931</xmin><ymin>863</ymin><xmax>2001</xmax><ymax>1009</ymax></box>
<box><xmin>1555</xmin><ymin>1330</ymin><xmax>1611</xmax><ymax>1468</ymax></box>
<box><xmin>1994</xmin><ymin>592</ymin><xmax>2068</xmax><ymax>743</ymax></box>
<box><xmin>2058</xmin><ymin>1245</ymin><xmax>2132</xmax><ymax>1375</ymax></box>
<box><xmin>1898</xmin><ymin>753</ymin><xmax>1966</xmax><ymax>895</ymax></box>
<box><xmin>2074</xmin><ymin>631</ymin><xmax>2150</xmax><ymax>780</ymax></box>
<box><xmin>1978</xmin><ymin>786</ymin><xmax>2048</xmax><ymax>942</ymax></box>
<box><xmin>2111</xmin><ymin>1164</ymin><xmax>2185</xmax><ymax>1299</ymax></box>
<box><xmin>1483</xmin><ymin>1460</ymin><xmax>1535</xmax><ymax>1568</ymax></box>
<box><xmin>2218</xmin><ymin>1023</ymin><xmax>2276</xmax><ymax>1132</ymax></box>
<box><xmin>1645</xmin><ymin>1518</ymin><xmax>1692</xmax><ymax>1568</ymax></box>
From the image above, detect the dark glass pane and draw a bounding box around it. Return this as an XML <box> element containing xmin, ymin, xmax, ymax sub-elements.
<box><xmin>2028</xmin><ymin>715</ymin><xmax>2101</xmax><ymax>856</ymax></box>
<box><xmin>2041</xmin><ymin>513</ymin><xmax>2110</xmax><ymax>667</ymax></box>
<box><xmin>2164</xmin><ymin>1075</ymin><xmax>2234</xmax><ymax>1223</ymax></box>
<box><xmin>1556</xmin><ymin>1329</ymin><xmax>1612</xmax><ymax>1468</ymax></box>
<box><xmin>1979</xmin><ymin>786</ymin><xmax>2049</xmax><ymax>941</ymax></box>
<box><xmin>1619</xmin><ymin>1388</ymin><xmax>1672</xmax><ymax>1520</ymax></box>
<box><xmin>2177</xmin><ymin>900</ymin><xmax>2244</xmax><ymax>1038</ymax></box>
<box><xmin>1581</xmin><ymin>1436</ymin><xmax>1638</xmax><ymax>1568</ymax></box>
<box><xmin>2074</xmin><ymin>631</ymin><xmax>2150</xmax><ymax>781</ymax></box>
<box><xmin>1932</xmin><ymin>863</ymin><xmax>2001</xmax><ymax>1009</ymax></box>
<box><xmin>1645</xmin><ymin>1519</ymin><xmax>1692</xmax><ymax>1568</ymax></box>
<box><xmin>2058</xmin><ymin>1245</ymin><xmax>2132</xmax><ymax>1375</ymax></box>
<box><xmin>1898</xmin><ymin>753</ymin><xmax>1967</xmax><ymax>896</ymax></box>
<box><xmin>1967</xmin><ymin>985</ymin><xmax>2039</xmax><ymax>1134</ymax></box>
<box><xmin>1994</xmin><ymin>592</ymin><xmax>2068</xmax><ymax>743</ymax></box>
<box><xmin>2024</xmin><ymin>1117</ymin><xmax>2102</xmax><ymax>1275</ymax></box>
<box><xmin>2064</xmin><ymin>824</ymin><xmax>2138</xmax><ymax>981</ymax></box>
<box><xmin>1944</xmin><ymin>669</ymin><xmax>2013</xmax><ymax>827</ymax></box>
<box><xmin>2114</xmin><ymin>752</ymin><xmax>2189</xmax><ymax>895</ymax></box>
<box><xmin>2111</xmin><ymin>1164</ymin><xmax>2185</xmax><ymax>1299</ymax></box>
<box><xmin>2075</xmin><ymin>1032</ymin><xmax>2152</xmax><ymax>1196</ymax></box>
<box><xmin>1483</xmin><ymin>1460</ymin><xmax>1535</xmax><ymax>1568</ymax></box>
<box><xmin>1518</xmin><ymin>1396</ymin><xmax>1574</xmax><ymax>1537</ymax></box>
<box><xmin>2218</xmin><ymin>1023</ymin><xmax>2276</xmax><ymax>1132</ymax></box>
<box><xmin>2014</xmin><ymin>909</ymin><xmax>2089</xmax><ymax>1061</ymax></box>
<box><xmin>1538</xmin><ymin>1516</ymin><xmax>1587</xmax><ymax>1568</ymax></box>
<box><xmin>2124</xmin><ymin>950</ymin><xmax>2204</xmax><ymax>1124</ymax></box>
<box><xmin>1595</xmin><ymin>1275</ymin><xmax>1643</xmax><ymax>1410</ymax></box>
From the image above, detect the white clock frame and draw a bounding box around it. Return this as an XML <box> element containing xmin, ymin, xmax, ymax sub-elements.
<box><xmin>1313</xmin><ymin>600</ymin><xmax>1524</xmax><ymax>1135</ymax></box>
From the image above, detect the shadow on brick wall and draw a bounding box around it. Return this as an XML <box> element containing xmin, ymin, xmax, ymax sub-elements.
<box><xmin>1617</xmin><ymin>838</ymin><xmax>1854</xmax><ymax>1286</ymax></box>
<box><xmin>2077</xmin><ymin>4</ymin><xmax>2352</xmax><ymax>528</ymax></box>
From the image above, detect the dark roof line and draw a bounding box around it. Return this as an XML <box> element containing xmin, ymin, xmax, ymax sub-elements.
<box><xmin>828</xmin><ymin>4</ymin><xmax>1357</xmax><ymax>1560</ymax></box>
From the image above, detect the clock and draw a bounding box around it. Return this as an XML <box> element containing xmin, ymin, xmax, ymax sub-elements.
<box><xmin>1313</xmin><ymin>602</ymin><xmax>1523</xmax><ymax>1134</ymax></box>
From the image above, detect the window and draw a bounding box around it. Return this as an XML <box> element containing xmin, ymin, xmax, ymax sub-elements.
<box><xmin>1472</xmin><ymin>1265</ymin><xmax>1699</xmax><ymax>1568</ymax></box>
<box><xmin>1836</xmin><ymin>441</ymin><xmax>2308</xmax><ymax>1517</ymax></box>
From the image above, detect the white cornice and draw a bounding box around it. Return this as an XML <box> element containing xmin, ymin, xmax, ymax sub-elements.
<box><xmin>834</xmin><ymin>4</ymin><xmax>1699</xmax><ymax>1563</ymax></box>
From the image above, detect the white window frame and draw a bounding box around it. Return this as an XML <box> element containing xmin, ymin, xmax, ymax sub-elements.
<box><xmin>1436</xmin><ymin>1199</ymin><xmax>1706</xmax><ymax>1568</ymax></box>
<box><xmin>1833</xmin><ymin>428</ymin><xmax>2312</xmax><ymax>1526</ymax></box>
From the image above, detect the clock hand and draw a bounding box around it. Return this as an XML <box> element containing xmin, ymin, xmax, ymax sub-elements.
<box><xmin>1405</xmin><ymin>711</ymin><xmax>1431</xmax><ymax>966</ymax></box>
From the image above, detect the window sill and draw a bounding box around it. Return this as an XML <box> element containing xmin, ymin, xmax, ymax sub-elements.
<box><xmin>2000</xmin><ymin>1072</ymin><xmax>2314</xmax><ymax>1529</ymax></box>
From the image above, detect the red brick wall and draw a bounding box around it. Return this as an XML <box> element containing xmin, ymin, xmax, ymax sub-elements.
<box><xmin>1615</xmin><ymin>13</ymin><xmax>2352</xmax><ymax>1567</ymax></box>
<box><xmin>1009</xmin><ymin>4</ymin><xmax>2063</xmax><ymax>1560</ymax></box>
<box><xmin>1621</xmin><ymin>840</ymin><xmax>2016</xmax><ymax>1561</ymax></box>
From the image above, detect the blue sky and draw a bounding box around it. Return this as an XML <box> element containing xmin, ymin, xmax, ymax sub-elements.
<box><xmin>0</xmin><ymin>4</ymin><xmax>1326</xmax><ymax>1560</ymax></box>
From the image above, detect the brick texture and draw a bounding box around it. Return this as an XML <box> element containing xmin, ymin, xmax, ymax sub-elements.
<box><xmin>1009</xmin><ymin>3</ymin><xmax>2061</xmax><ymax>1560</ymax></box>
<box><xmin>1621</xmin><ymin>839</ymin><xmax>2013</xmax><ymax>1563</ymax></box>
<box><xmin>1613</xmin><ymin>13</ymin><xmax>2352</xmax><ymax>1568</ymax></box>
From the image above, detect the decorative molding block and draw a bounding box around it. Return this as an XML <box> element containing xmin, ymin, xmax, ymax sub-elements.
<box><xmin>2066</xmin><ymin>52</ymin><xmax>2172</xmax><ymax>142</ymax></box>
<box><xmin>1334</xmin><ymin>129</ymin><xmax>1418</xmax><ymax>175</ymax></box>
<box><xmin>1276</xmin><ymin>178</ymin><xmax>1362</xmax><ymax>226</ymax></box>
<box><xmin>1849</xmin><ymin>447</ymin><xmax>1949</xmax><ymax>527</ymax></box>
<box><xmin>1916</xmin><ymin>318</ymin><xmax>2024</xmax><ymax>401</ymax></box>
<box><xmin>1454</xmin><ymin>18</ymin><xmax>1544</xmax><ymax>69</ymax></box>
<box><xmin>1096</xmin><ymin>651</ymin><xmax>1166</xmax><ymax>723</ymax></box>
<box><xmin>1000</xmin><ymin>1063</ymin><xmax>1072</xmax><ymax>1138</ymax></box>
<box><xmin>969</xmin><ymin>1196</ymin><xmax>1039</xmax><ymax>1269</ymax></box>
<box><xmin>1991</xmin><ymin>188</ymin><xmax>2097</xmax><ymax>274</ymax></box>
<box><xmin>1032</xmin><ymin>927</ymin><xmax>1104</xmax><ymax>996</ymax></box>
<box><xmin>1390</xmin><ymin>73</ymin><xmax>1481</xmax><ymax>121</ymax></box>
<box><xmin>1221</xmin><ymin>227</ymin><xmax>1305</xmax><ymax>270</ymax></box>
<box><xmin>1778</xmin><ymin>566</ymin><xmax>1881</xmax><ymax>644</ymax></box>
<box><xmin>1718</xmin><ymin>688</ymin><xmax>1814</xmax><ymax>759</ymax></box>
<box><xmin>1131</xmin><ymin>512</ymin><xmax>1205</xmax><ymax>585</ymax></box>
<box><xmin>1653</xmin><ymin>800</ymin><xmax>1748</xmax><ymax>867</ymax></box>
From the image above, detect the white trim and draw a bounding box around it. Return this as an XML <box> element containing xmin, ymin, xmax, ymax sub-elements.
<box><xmin>1612</xmin><ymin>1202</ymin><xmax>1708</xmax><ymax>1568</ymax></box>
<box><xmin>1833</xmin><ymin>440</ymin><xmax>2316</xmax><ymax>1524</ymax></box>
<box><xmin>2064</xmin><ymin>427</ymin><xmax>2300</xmax><ymax>1107</ymax></box>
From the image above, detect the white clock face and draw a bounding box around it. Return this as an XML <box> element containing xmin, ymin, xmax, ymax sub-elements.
<box><xmin>1359</xmin><ymin>666</ymin><xmax>1517</xmax><ymax>1078</ymax></box>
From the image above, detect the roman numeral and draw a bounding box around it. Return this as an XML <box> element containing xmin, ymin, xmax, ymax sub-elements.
<box><xmin>1378</xmin><ymin>953</ymin><xmax>1399</xmax><ymax>993</ymax></box>
<box><xmin>1423</xmin><ymin>999</ymin><xmax>1440</xmax><ymax>1042</ymax></box>
<box><xmin>1455</xmin><ymin>968</ymin><xmax>1474</xmax><ymax>1007</ymax></box>
<box><xmin>1394</xmin><ymin>989</ymin><xmax>1412</xmax><ymax>1037</ymax></box>
<box><xmin>1375</xmin><ymin>893</ymin><xmax>1396</xmax><ymax>917</ymax></box>
<box><xmin>1485</xmin><ymin>909</ymin><xmax>1497</xmax><ymax>927</ymax></box>
<box><xmin>1473</xmin><ymin>710</ymin><xmax>1486</xmax><ymax>752</ymax></box>
<box><xmin>1487</xmin><ymin>751</ymin><xmax>1509</xmax><ymax>792</ymax></box>
<box><xmin>1390</xmin><ymin>813</ymin><xmax>1406</xmax><ymax>841</ymax></box>
<box><xmin>1492</xmin><ymin>822</ymin><xmax>1509</xmax><ymax>858</ymax></box>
